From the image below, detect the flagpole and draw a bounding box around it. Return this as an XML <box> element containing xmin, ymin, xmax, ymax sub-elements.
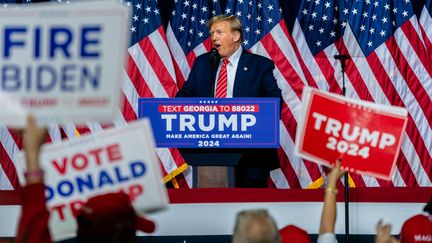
<box><xmin>334</xmin><ymin>54</ymin><xmax>350</xmax><ymax>243</ymax></box>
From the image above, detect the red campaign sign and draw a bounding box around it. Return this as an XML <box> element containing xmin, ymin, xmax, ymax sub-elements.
<box><xmin>296</xmin><ymin>88</ymin><xmax>408</xmax><ymax>180</ymax></box>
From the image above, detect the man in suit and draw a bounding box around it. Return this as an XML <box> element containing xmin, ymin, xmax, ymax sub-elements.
<box><xmin>176</xmin><ymin>15</ymin><xmax>282</xmax><ymax>188</ymax></box>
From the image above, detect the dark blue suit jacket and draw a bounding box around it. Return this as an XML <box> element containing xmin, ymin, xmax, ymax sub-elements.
<box><xmin>176</xmin><ymin>50</ymin><xmax>282</xmax><ymax>184</ymax></box>
<box><xmin>176</xmin><ymin>50</ymin><xmax>282</xmax><ymax>98</ymax></box>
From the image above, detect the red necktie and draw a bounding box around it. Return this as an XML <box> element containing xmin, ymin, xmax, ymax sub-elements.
<box><xmin>215</xmin><ymin>59</ymin><xmax>229</xmax><ymax>98</ymax></box>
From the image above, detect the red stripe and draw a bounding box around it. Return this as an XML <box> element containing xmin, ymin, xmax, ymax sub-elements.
<box><xmin>400</xmin><ymin>21</ymin><xmax>432</xmax><ymax>77</ymax></box>
<box><xmin>314</xmin><ymin>50</ymin><xmax>342</xmax><ymax>95</ymax></box>
<box><xmin>139</xmin><ymin>32</ymin><xmax>178</xmax><ymax>97</ymax></box>
<box><xmin>202</xmin><ymin>38</ymin><xmax>213</xmax><ymax>52</ymax></box>
<box><xmin>367</xmin><ymin>52</ymin><xmax>432</xmax><ymax>185</ymax></box>
<box><xmin>260</xmin><ymin>31</ymin><xmax>304</xmax><ymax>99</ymax></box>
<box><xmin>186</xmin><ymin>50</ymin><xmax>197</xmax><ymax>70</ymax></box>
<box><xmin>126</xmin><ymin>53</ymin><xmax>154</xmax><ymax>98</ymax></box>
<box><xmin>0</xmin><ymin>144</ymin><xmax>18</xmax><ymax>188</ymax></box>
<box><xmin>172</xmin><ymin>59</ymin><xmax>186</xmax><ymax>90</ymax></box>
<box><xmin>385</xmin><ymin>36</ymin><xmax>432</xmax><ymax>128</ymax></box>
<box><xmin>419</xmin><ymin>26</ymin><xmax>432</xmax><ymax>58</ymax></box>
<box><xmin>277</xmin><ymin>147</ymin><xmax>301</xmax><ymax>188</ymax></box>
<box><xmin>168</xmin><ymin>148</ymin><xmax>186</xmax><ymax>168</ymax></box>
<box><xmin>278</xmin><ymin>21</ymin><xmax>320</xmax><ymax>89</ymax></box>
<box><xmin>121</xmin><ymin>94</ymin><xmax>138</xmax><ymax>122</ymax></box>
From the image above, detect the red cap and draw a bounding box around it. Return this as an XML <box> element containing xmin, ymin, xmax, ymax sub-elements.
<box><xmin>279</xmin><ymin>225</ymin><xmax>311</xmax><ymax>243</ymax></box>
<box><xmin>77</xmin><ymin>192</ymin><xmax>155</xmax><ymax>235</ymax></box>
<box><xmin>400</xmin><ymin>214</ymin><xmax>432</xmax><ymax>243</ymax></box>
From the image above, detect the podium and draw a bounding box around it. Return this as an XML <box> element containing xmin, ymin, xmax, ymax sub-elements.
<box><xmin>179</xmin><ymin>148</ymin><xmax>243</xmax><ymax>187</ymax></box>
<box><xmin>138</xmin><ymin>98</ymin><xmax>280</xmax><ymax>188</ymax></box>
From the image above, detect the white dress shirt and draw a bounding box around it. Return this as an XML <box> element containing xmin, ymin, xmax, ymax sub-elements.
<box><xmin>214</xmin><ymin>46</ymin><xmax>243</xmax><ymax>98</ymax></box>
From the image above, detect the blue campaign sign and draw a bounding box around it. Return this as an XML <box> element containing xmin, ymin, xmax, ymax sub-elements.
<box><xmin>138</xmin><ymin>98</ymin><xmax>280</xmax><ymax>148</ymax></box>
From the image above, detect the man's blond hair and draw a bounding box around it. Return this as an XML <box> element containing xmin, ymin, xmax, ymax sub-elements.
<box><xmin>208</xmin><ymin>14</ymin><xmax>243</xmax><ymax>42</ymax></box>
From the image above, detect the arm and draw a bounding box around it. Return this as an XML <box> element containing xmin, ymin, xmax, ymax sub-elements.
<box><xmin>16</xmin><ymin>115</ymin><xmax>52</xmax><ymax>243</ymax></box>
<box><xmin>319</xmin><ymin>159</ymin><xmax>346</xmax><ymax>235</ymax></box>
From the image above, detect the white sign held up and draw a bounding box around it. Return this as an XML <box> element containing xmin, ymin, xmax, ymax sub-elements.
<box><xmin>16</xmin><ymin>119</ymin><xmax>168</xmax><ymax>241</ymax></box>
<box><xmin>0</xmin><ymin>1</ymin><xmax>130</xmax><ymax>126</ymax></box>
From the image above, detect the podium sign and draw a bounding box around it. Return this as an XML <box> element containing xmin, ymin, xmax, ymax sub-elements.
<box><xmin>295</xmin><ymin>87</ymin><xmax>408</xmax><ymax>180</ymax></box>
<box><xmin>139</xmin><ymin>98</ymin><xmax>280</xmax><ymax>148</ymax></box>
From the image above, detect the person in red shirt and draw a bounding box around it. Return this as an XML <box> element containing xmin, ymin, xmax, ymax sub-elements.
<box><xmin>16</xmin><ymin>115</ymin><xmax>155</xmax><ymax>243</ymax></box>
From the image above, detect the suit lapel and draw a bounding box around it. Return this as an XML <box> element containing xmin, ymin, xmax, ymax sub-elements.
<box><xmin>233</xmin><ymin>50</ymin><xmax>251</xmax><ymax>97</ymax></box>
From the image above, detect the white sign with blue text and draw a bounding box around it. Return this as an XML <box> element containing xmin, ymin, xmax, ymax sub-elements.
<box><xmin>0</xmin><ymin>1</ymin><xmax>130</xmax><ymax>126</ymax></box>
<box><xmin>16</xmin><ymin>119</ymin><xmax>168</xmax><ymax>241</ymax></box>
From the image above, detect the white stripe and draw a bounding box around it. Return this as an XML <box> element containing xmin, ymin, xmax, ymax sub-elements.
<box><xmin>47</xmin><ymin>124</ymin><xmax>62</xmax><ymax>143</ymax></box>
<box><xmin>192</xmin><ymin>41</ymin><xmax>209</xmax><ymax>58</ymax></box>
<box><xmin>420</xmin><ymin>6</ymin><xmax>432</xmax><ymax>46</ymax></box>
<box><xmin>292</xmin><ymin>20</ymin><xmax>332</xmax><ymax>91</ymax></box>
<box><xmin>390</xmin><ymin>168</ymin><xmax>406</xmax><ymax>187</ymax></box>
<box><xmin>85</xmin><ymin>122</ymin><xmax>103</xmax><ymax>134</ymax></box>
<box><xmin>270</xmin><ymin>168</ymin><xmax>290</xmax><ymax>188</ymax></box>
<box><xmin>166</xmin><ymin>23</ymin><xmax>190</xmax><ymax>80</ymax></box>
<box><xmin>113</xmin><ymin>109</ymin><xmax>127</xmax><ymax>128</ymax></box>
<box><xmin>182</xmin><ymin>166</ymin><xmax>193</xmax><ymax>188</ymax></box>
<box><xmin>122</xmin><ymin>70</ymin><xmax>140</xmax><ymax>115</ymax></box>
<box><xmin>128</xmin><ymin>42</ymin><xmax>169</xmax><ymax>98</ymax></box>
<box><xmin>280</xmin><ymin>122</ymin><xmax>313</xmax><ymax>188</ymax></box>
<box><xmin>149</xmin><ymin>29</ymin><xmax>177</xmax><ymax>85</ymax></box>
<box><xmin>0</xmin><ymin>165</ymin><xmax>13</xmax><ymax>190</ymax></box>
<box><xmin>396</xmin><ymin>18</ymin><xmax>432</xmax><ymax>101</ymax></box>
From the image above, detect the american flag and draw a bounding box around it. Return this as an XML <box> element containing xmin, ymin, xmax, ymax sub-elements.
<box><xmin>225</xmin><ymin>0</ymin><xmax>327</xmax><ymax>188</ymax></box>
<box><xmin>1</xmin><ymin>0</ymin><xmax>431</xmax><ymax>190</ymax></box>
<box><xmin>166</xmin><ymin>0</ymin><xmax>221</xmax><ymax>89</ymax></box>
<box><xmin>291</xmin><ymin>0</ymin><xmax>431</xmax><ymax>187</ymax></box>
<box><xmin>0</xmin><ymin>0</ymin><xmax>193</xmax><ymax>190</ymax></box>
<box><xmin>119</xmin><ymin>0</ymin><xmax>192</xmax><ymax>188</ymax></box>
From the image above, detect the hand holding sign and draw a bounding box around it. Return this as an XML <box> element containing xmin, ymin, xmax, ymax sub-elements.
<box><xmin>16</xmin><ymin>118</ymin><xmax>167</xmax><ymax>241</ymax></box>
<box><xmin>295</xmin><ymin>87</ymin><xmax>408</xmax><ymax>180</ymax></box>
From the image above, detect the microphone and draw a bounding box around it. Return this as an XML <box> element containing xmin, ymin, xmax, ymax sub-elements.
<box><xmin>334</xmin><ymin>54</ymin><xmax>350</xmax><ymax>60</ymax></box>
<box><xmin>210</xmin><ymin>47</ymin><xmax>220</xmax><ymax>70</ymax></box>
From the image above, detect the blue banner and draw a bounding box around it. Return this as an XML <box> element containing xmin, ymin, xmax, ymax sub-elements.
<box><xmin>138</xmin><ymin>98</ymin><xmax>280</xmax><ymax>148</ymax></box>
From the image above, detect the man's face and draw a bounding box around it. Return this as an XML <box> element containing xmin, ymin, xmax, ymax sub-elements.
<box><xmin>210</xmin><ymin>20</ymin><xmax>241</xmax><ymax>59</ymax></box>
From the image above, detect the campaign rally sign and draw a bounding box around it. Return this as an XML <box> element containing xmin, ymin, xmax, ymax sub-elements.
<box><xmin>295</xmin><ymin>87</ymin><xmax>408</xmax><ymax>180</ymax></box>
<box><xmin>138</xmin><ymin>98</ymin><xmax>280</xmax><ymax>148</ymax></box>
<box><xmin>16</xmin><ymin>119</ymin><xmax>168</xmax><ymax>241</ymax></box>
<box><xmin>0</xmin><ymin>2</ymin><xmax>129</xmax><ymax>126</ymax></box>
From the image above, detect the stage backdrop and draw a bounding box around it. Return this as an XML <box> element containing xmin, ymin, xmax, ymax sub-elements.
<box><xmin>0</xmin><ymin>0</ymin><xmax>431</xmax><ymax>190</ymax></box>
